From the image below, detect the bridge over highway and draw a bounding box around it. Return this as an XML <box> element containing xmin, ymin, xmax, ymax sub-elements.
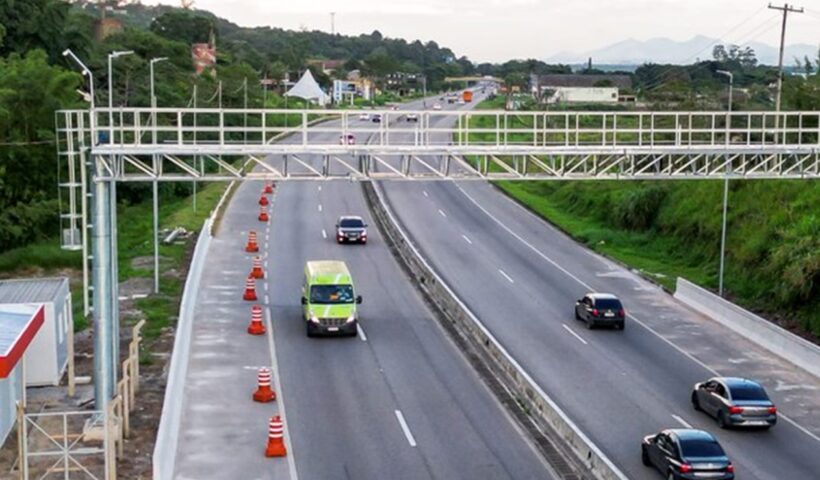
<box><xmin>53</xmin><ymin>96</ymin><xmax>820</xmax><ymax>479</ymax></box>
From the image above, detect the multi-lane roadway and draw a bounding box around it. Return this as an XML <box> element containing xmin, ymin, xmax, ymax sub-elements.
<box><xmin>172</xmin><ymin>96</ymin><xmax>554</xmax><ymax>479</ymax></box>
<box><xmin>173</xmin><ymin>90</ymin><xmax>820</xmax><ymax>480</ymax></box>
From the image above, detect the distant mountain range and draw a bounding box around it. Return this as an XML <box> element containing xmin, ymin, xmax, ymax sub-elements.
<box><xmin>547</xmin><ymin>35</ymin><xmax>819</xmax><ymax>66</ymax></box>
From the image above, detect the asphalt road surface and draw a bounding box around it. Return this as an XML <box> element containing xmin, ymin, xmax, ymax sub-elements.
<box><xmin>173</xmin><ymin>94</ymin><xmax>554</xmax><ymax>479</ymax></box>
<box><xmin>379</xmin><ymin>175</ymin><xmax>820</xmax><ymax>479</ymax></box>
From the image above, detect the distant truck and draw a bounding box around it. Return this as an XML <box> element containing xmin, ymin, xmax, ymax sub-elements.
<box><xmin>462</xmin><ymin>90</ymin><xmax>473</xmax><ymax>103</ymax></box>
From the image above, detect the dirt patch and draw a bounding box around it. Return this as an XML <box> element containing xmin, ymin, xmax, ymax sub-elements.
<box><xmin>119</xmin><ymin>277</ymin><xmax>153</xmax><ymax>299</ymax></box>
<box><xmin>131</xmin><ymin>256</ymin><xmax>171</xmax><ymax>270</ymax></box>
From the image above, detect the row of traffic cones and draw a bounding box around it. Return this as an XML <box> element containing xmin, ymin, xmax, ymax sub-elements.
<box><xmin>247</xmin><ymin>183</ymin><xmax>286</xmax><ymax>457</ymax></box>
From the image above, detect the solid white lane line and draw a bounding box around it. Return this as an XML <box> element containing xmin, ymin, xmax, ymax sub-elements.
<box><xmin>422</xmin><ymin>190</ymin><xmax>429</xmax><ymax>198</ymax></box>
<box><xmin>562</xmin><ymin>324</ymin><xmax>589</xmax><ymax>345</ymax></box>
<box><xmin>358</xmin><ymin>325</ymin><xmax>367</xmax><ymax>342</ymax></box>
<box><xmin>498</xmin><ymin>269</ymin><xmax>514</xmax><ymax>284</ymax></box>
<box><xmin>455</xmin><ymin>181</ymin><xmax>820</xmax><ymax>445</ymax></box>
<box><xmin>318</xmin><ymin>204</ymin><xmax>323</xmax><ymax>212</ymax></box>
<box><xmin>322</xmin><ymin>229</ymin><xmax>327</xmax><ymax>239</ymax></box>
<box><xmin>438</xmin><ymin>209</ymin><xmax>447</xmax><ymax>218</ymax></box>
<box><xmin>264</xmin><ymin>307</ymin><xmax>299</xmax><ymax>480</ymax></box>
<box><xmin>395</xmin><ymin>410</ymin><xmax>417</xmax><ymax>447</ymax></box>
<box><xmin>461</xmin><ymin>234</ymin><xmax>473</xmax><ymax>245</ymax></box>
<box><xmin>672</xmin><ymin>414</ymin><xmax>693</xmax><ymax>429</ymax></box>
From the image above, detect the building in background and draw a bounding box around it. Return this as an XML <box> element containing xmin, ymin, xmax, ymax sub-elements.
<box><xmin>0</xmin><ymin>304</ymin><xmax>45</xmax><ymax>447</ymax></box>
<box><xmin>0</xmin><ymin>278</ymin><xmax>72</xmax><ymax>387</ymax></box>
<box><xmin>332</xmin><ymin>78</ymin><xmax>373</xmax><ymax>104</ymax></box>
<box><xmin>536</xmin><ymin>74</ymin><xmax>633</xmax><ymax>104</ymax></box>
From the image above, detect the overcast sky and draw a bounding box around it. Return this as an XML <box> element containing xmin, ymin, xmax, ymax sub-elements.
<box><xmin>143</xmin><ymin>0</ymin><xmax>820</xmax><ymax>63</ymax></box>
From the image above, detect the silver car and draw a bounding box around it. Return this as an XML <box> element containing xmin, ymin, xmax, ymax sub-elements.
<box><xmin>691</xmin><ymin>377</ymin><xmax>777</xmax><ymax>429</ymax></box>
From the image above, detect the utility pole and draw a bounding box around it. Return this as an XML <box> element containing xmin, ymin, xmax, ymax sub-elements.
<box><xmin>149</xmin><ymin>57</ymin><xmax>167</xmax><ymax>295</ymax></box>
<box><xmin>716</xmin><ymin>70</ymin><xmax>733</xmax><ymax>298</ymax></box>
<box><xmin>768</xmin><ymin>3</ymin><xmax>803</xmax><ymax>142</ymax></box>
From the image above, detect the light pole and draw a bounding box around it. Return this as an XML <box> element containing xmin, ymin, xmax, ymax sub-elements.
<box><xmin>716</xmin><ymin>70</ymin><xmax>734</xmax><ymax>297</ymax></box>
<box><xmin>107</xmin><ymin>50</ymin><xmax>133</xmax><ymax>144</ymax></box>
<box><xmin>62</xmin><ymin>49</ymin><xmax>95</xmax><ymax>318</ymax></box>
<box><xmin>149</xmin><ymin>57</ymin><xmax>167</xmax><ymax>295</ymax></box>
<box><xmin>149</xmin><ymin>57</ymin><xmax>168</xmax><ymax>145</ymax></box>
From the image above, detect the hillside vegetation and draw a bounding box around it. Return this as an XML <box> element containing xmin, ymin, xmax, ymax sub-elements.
<box><xmin>496</xmin><ymin>179</ymin><xmax>820</xmax><ymax>339</ymax></box>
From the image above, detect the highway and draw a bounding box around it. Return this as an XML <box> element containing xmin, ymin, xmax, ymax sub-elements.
<box><xmin>172</xmin><ymin>96</ymin><xmax>554</xmax><ymax>479</ymax></box>
<box><xmin>377</xmin><ymin>136</ymin><xmax>820</xmax><ymax>477</ymax></box>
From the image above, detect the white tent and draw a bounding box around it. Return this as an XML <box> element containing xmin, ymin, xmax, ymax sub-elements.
<box><xmin>285</xmin><ymin>69</ymin><xmax>328</xmax><ymax>106</ymax></box>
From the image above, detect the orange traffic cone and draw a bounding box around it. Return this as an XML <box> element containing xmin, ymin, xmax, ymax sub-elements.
<box><xmin>243</xmin><ymin>276</ymin><xmax>258</xmax><ymax>301</ymax></box>
<box><xmin>265</xmin><ymin>416</ymin><xmax>287</xmax><ymax>457</ymax></box>
<box><xmin>258</xmin><ymin>205</ymin><xmax>269</xmax><ymax>222</ymax></box>
<box><xmin>247</xmin><ymin>305</ymin><xmax>266</xmax><ymax>335</ymax></box>
<box><xmin>259</xmin><ymin>194</ymin><xmax>269</xmax><ymax>206</ymax></box>
<box><xmin>245</xmin><ymin>231</ymin><xmax>259</xmax><ymax>253</ymax></box>
<box><xmin>250</xmin><ymin>256</ymin><xmax>264</xmax><ymax>279</ymax></box>
<box><xmin>263</xmin><ymin>183</ymin><xmax>274</xmax><ymax>194</ymax></box>
<box><xmin>253</xmin><ymin>367</ymin><xmax>276</xmax><ymax>403</ymax></box>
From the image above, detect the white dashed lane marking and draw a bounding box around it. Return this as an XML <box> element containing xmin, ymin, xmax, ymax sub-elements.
<box><xmin>498</xmin><ymin>269</ymin><xmax>514</xmax><ymax>284</ymax></box>
<box><xmin>461</xmin><ymin>234</ymin><xmax>473</xmax><ymax>245</ymax></box>
<box><xmin>562</xmin><ymin>324</ymin><xmax>588</xmax><ymax>345</ymax></box>
<box><xmin>395</xmin><ymin>410</ymin><xmax>417</xmax><ymax>447</ymax></box>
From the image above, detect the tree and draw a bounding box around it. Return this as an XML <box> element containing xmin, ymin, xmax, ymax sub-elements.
<box><xmin>0</xmin><ymin>0</ymin><xmax>75</xmax><ymax>61</ymax></box>
<box><xmin>150</xmin><ymin>10</ymin><xmax>214</xmax><ymax>45</ymax></box>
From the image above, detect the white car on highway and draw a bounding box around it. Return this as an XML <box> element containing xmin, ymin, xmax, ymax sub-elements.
<box><xmin>358</xmin><ymin>112</ymin><xmax>370</xmax><ymax>121</ymax></box>
<box><xmin>339</xmin><ymin>133</ymin><xmax>356</xmax><ymax>145</ymax></box>
<box><xmin>432</xmin><ymin>103</ymin><xmax>442</xmax><ymax>111</ymax></box>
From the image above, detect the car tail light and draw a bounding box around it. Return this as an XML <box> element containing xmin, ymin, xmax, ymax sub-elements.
<box><xmin>726</xmin><ymin>463</ymin><xmax>734</xmax><ymax>473</ymax></box>
<box><xmin>728</xmin><ymin>406</ymin><xmax>744</xmax><ymax>414</ymax></box>
<box><xmin>679</xmin><ymin>464</ymin><xmax>692</xmax><ymax>473</ymax></box>
<box><xmin>768</xmin><ymin>406</ymin><xmax>777</xmax><ymax>414</ymax></box>
<box><xmin>617</xmin><ymin>309</ymin><xmax>625</xmax><ymax>317</ymax></box>
<box><xmin>591</xmin><ymin>309</ymin><xmax>599</xmax><ymax>316</ymax></box>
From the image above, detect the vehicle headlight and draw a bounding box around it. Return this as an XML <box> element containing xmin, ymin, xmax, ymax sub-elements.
<box><xmin>345</xmin><ymin>315</ymin><xmax>355</xmax><ymax>324</ymax></box>
<box><xmin>309</xmin><ymin>314</ymin><xmax>320</xmax><ymax>323</ymax></box>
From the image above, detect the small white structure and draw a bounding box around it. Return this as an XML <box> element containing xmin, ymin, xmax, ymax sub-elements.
<box><xmin>0</xmin><ymin>303</ymin><xmax>44</xmax><ymax>447</ymax></box>
<box><xmin>0</xmin><ymin>278</ymin><xmax>72</xmax><ymax>386</ymax></box>
<box><xmin>546</xmin><ymin>87</ymin><xmax>619</xmax><ymax>104</ymax></box>
<box><xmin>285</xmin><ymin>69</ymin><xmax>328</xmax><ymax>106</ymax></box>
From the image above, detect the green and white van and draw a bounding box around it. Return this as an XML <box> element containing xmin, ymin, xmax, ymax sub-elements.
<box><xmin>301</xmin><ymin>260</ymin><xmax>362</xmax><ymax>337</ymax></box>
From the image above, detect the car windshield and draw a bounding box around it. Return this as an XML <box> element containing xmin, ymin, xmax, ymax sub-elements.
<box><xmin>595</xmin><ymin>299</ymin><xmax>622</xmax><ymax>309</ymax></box>
<box><xmin>730</xmin><ymin>384</ymin><xmax>769</xmax><ymax>401</ymax></box>
<box><xmin>310</xmin><ymin>285</ymin><xmax>354</xmax><ymax>304</ymax></box>
<box><xmin>680</xmin><ymin>439</ymin><xmax>725</xmax><ymax>458</ymax></box>
<box><xmin>340</xmin><ymin>218</ymin><xmax>364</xmax><ymax>228</ymax></box>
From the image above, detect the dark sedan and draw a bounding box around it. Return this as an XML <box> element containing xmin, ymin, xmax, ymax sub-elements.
<box><xmin>336</xmin><ymin>216</ymin><xmax>368</xmax><ymax>244</ymax></box>
<box><xmin>642</xmin><ymin>429</ymin><xmax>734</xmax><ymax>480</ymax></box>
<box><xmin>692</xmin><ymin>377</ymin><xmax>777</xmax><ymax>429</ymax></box>
<box><xmin>575</xmin><ymin>293</ymin><xmax>625</xmax><ymax>330</ymax></box>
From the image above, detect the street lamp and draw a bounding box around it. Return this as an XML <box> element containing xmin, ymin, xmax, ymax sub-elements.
<box><xmin>716</xmin><ymin>69</ymin><xmax>734</xmax><ymax>298</ymax></box>
<box><xmin>63</xmin><ymin>49</ymin><xmax>96</xmax><ymax>138</ymax></box>
<box><xmin>149</xmin><ymin>57</ymin><xmax>168</xmax><ymax>296</ymax></box>
<box><xmin>107</xmin><ymin>50</ymin><xmax>134</xmax><ymax>143</ymax></box>
<box><xmin>150</xmin><ymin>57</ymin><xmax>168</xmax><ymax>145</ymax></box>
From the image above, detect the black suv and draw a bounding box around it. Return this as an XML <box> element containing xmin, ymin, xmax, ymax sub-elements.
<box><xmin>574</xmin><ymin>293</ymin><xmax>625</xmax><ymax>330</ymax></box>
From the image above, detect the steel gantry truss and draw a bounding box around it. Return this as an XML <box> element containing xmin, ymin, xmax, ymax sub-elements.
<box><xmin>54</xmin><ymin>106</ymin><xmax>819</xmax><ymax>408</ymax></box>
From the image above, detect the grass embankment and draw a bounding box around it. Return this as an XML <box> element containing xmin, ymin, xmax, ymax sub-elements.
<box><xmin>0</xmin><ymin>182</ymin><xmax>226</xmax><ymax>338</ymax></box>
<box><xmin>497</xmin><ymin>179</ymin><xmax>820</xmax><ymax>338</ymax></box>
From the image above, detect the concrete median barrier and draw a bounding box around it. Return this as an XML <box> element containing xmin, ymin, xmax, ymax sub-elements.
<box><xmin>363</xmin><ymin>181</ymin><xmax>628</xmax><ymax>480</ymax></box>
<box><xmin>675</xmin><ymin>277</ymin><xmax>820</xmax><ymax>379</ymax></box>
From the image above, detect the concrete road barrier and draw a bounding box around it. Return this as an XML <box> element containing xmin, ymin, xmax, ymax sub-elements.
<box><xmin>363</xmin><ymin>181</ymin><xmax>628</xmax><ymax>480</ymax></box>
<box><xmin>153</xmin><ymin>218</ymin><xmax>212</xmax><ymax>480</ymax></box>
<box><xmin>675</xmin><ymin>278</ymin><xmax>820</xmax><ymax>379</ymax></box>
